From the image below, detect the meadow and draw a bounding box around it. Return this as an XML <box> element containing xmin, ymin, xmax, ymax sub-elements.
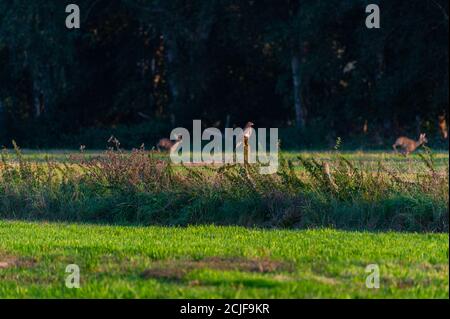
<box><xmin>0</xmin><ymin>146</ymin><xmax>447</xmax><ymax>231</ymax></box>
<box><xmin>0</xmin><ymin>146</ymin><xmax>448</xmax><ymax>298</ymax></box>
<box><xmin>0</xmin><ymin>221</ymin><xmax>448</xmax><ymax>298</ymax></box>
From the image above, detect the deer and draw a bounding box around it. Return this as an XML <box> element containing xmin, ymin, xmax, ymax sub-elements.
<box><xmin>393</xmin><ymin>133</ymin><xmax>428</xmax><ymax>156</ymax></box>
<box><xmin>438</xmin><ymin>115</ymin><xmax>448</xmax><ymax>140</ymax></box>
<box><xmin>156</xmin><ymin>135</ymin><xmax>182</xmax><ymax>153</ymax></box>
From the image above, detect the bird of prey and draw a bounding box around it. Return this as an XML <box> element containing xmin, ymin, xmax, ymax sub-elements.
<box><xmin>243</xmin><ymin>122</ymin><xmax>254</xmax><ymax>138</ymax></box>
<box><xmin>236</xmin><ymin>122</ymin><xmax>254</xmax><ymax>149</ymax></box>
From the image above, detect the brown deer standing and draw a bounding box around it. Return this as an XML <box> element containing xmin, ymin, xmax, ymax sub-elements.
<box><xmin>393</xmin><ymin>133</ymin><xmax>428</xmax><ymax>156</ymax></box>
<box><xmin>438</xmin><ymin>115</ymin><xmax>448</xmax><ymax>140</ymax></box>
<box><xmin>156</xmin><ymin>135</ymin><xmax>182</xmax><ymax>153</ymax></box>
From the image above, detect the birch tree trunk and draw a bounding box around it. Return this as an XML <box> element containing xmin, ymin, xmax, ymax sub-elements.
<box><xmin>291</xmin><ymin>54</ymin><xmax>304</xmax><ymax>128</ymax></box>
<box><xmin>33</xmin><ymin>81</ymin><xmax>43</xmax><ymax>118</ymax></box>
<box><xmin>163</xmin><ymin>32</ymin><xmax>180</xmax><ymax>127</ymax></box>
<box><xmin>32</xmin><ymin>66</ymin><xmax>52</xmax><ymax>119</ymax></box>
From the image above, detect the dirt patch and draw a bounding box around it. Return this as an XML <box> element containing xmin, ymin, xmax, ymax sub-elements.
<box><xmin>0</xmin><ymin>254</ymin><xmax>36</xmax><ymax>270</ymax></box>
<box><xmin>142</xmin><ymin>257</ymin><xmax>294</xmax><ymax>280</ymax></box>
<box><xmin>418</xmin><ymin>263</ymin><xmax>449</xmax><ymax>272</ymax></box>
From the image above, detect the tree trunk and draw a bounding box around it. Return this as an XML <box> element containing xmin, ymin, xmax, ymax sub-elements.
<box><xmin>291</xmin><ymin>54</ymin><xmax>304</xmax><ymax>128</ymax></box>
<box><xmin>163</xmin><ymin>32</ymin><xmax>179</xmax><ymax>127</ymax></box>
<box><xmin>0</xmin><ymin>100</ymin><xmax>4</xmax><ymax>131</ymax></box>
<box><xmin>32</xmin><ymin>67</ymin><xmax>50</xmax><ymax>119</ymax></box>
<box><xmin>33</xmin><ymin>82</ymin><xmax>43</xmax><ymax>118</ymax></box>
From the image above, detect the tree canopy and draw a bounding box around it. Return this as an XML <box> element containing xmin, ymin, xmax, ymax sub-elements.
<box><xmin>0</xmin><ymin>0</ymin><xmax>448</xmax><ymax>148</ymax></box>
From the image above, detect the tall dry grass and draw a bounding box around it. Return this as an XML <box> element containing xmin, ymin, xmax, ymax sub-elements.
<box><xmin>0</xmin><ymin>142</ymin><xmax>448</xmax><ymax>232</ymax></box>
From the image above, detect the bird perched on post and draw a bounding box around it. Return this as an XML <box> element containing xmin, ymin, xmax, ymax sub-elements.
<box><xmin>236</xmin><ymin>122</ymin><xmax>254</xmax><ymax>149</ymax></box>
<box><xmin>243</xmin><ymin>122</ymin><xmax>254</xmax><ymax>138</ymax></box>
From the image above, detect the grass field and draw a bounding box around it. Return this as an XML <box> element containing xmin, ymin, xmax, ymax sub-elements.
<box><xmin>0</xmin><ymin>148</ymin><xmax>448</xmax><ymax>298</ymax></box>
<box><xmin>12</xmin><ymin>148</ymin><xmax>450</xmax><ymax>169</ymax></box>
<box><xmin>0</xmin><ymin>220</ymin><xmax>448</xmax><ymax>299</ymax></box>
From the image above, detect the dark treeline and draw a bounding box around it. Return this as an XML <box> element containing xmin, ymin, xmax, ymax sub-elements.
<box><xmin>0</xmin><ymin>0</ymin><xmax>448</xmax><ymax>149</ymax></box>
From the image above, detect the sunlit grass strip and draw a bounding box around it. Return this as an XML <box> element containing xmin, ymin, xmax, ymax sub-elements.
<box><xmin>0</xmin><ymin>220</ymin><xmax>448</xmax><ymax>299</ymax></box>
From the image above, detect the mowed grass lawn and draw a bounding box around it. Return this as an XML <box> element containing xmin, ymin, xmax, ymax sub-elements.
<box><xmin>0</xmin><ymin>221</ymin><xmax>448</xmax><ymax>299</ymax></box>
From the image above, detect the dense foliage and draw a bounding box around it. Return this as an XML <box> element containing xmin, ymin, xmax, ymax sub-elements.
<box><xmin>0</xmin><ymin>0</ymin><xmax>448</xmax><ymax>148</ymax></box>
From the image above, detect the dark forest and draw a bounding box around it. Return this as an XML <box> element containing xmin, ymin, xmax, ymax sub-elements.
<box><xmin>0</xmin><ymin>0</ymin><xmax>448</xmax><ymax>149</ymax></box>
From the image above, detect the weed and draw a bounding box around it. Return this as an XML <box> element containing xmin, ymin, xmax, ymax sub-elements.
<box><xmin>0</xmin><ymin>145</ymin><xmax>447</xmax><ymax>232</ymax></box>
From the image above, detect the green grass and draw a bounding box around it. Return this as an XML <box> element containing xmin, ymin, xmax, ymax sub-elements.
<box><xmin>14</xmin><ymin>149</ymin><xmax>450</xmax><ymax>169</ymax></box>
<box><xmin>0</xmin><ymin>220</ymin><xmax>448</xmax><ymax>299</ymax></box>
<box><xmin>0</xmin><ymin>149</ymin><xmax>447</xmax><ymax>298</ymax></box>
